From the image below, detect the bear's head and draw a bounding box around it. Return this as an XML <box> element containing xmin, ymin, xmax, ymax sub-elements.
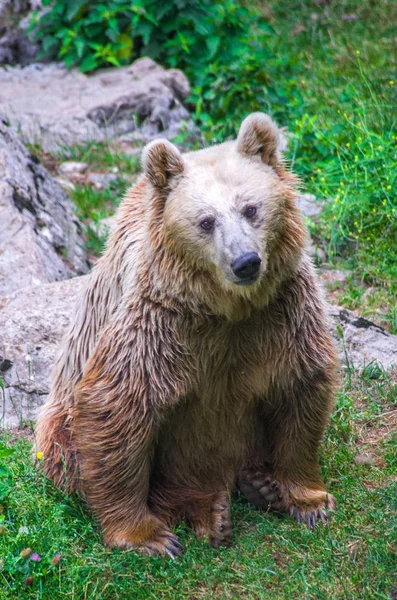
<box><xmin>141</xmin><ymin>113</ymin><xmax>306</xmax><ymax>318</ymax></box>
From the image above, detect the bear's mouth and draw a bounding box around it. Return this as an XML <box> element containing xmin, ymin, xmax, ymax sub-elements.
<box><xmin>234</xmin><ymin>275</ymin><xmax>259</xmax><ymax>287</ymax></box>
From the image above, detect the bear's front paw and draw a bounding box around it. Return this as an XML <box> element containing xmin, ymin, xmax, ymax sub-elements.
<box><xmin>286</xmin><ymin>486</ymin><xmax>336</xmax><ymax>530</ymax></box>
<box><xmin>104</xmin><ymin>520</ymin><xmax>185</xmax><ymax>559</ymax></box>
<box><xmin>189</xmin><ymin>491</ymin><xmax>232</xmax><ymax>548</ymax></box>
<box><xmin>208</xmin><ymin>495</ymin><xmax>232</xmax><ymax>548</ymax></box>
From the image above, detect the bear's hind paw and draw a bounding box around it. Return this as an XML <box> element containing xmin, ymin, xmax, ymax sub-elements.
<box><xmin>105</xmin><ymin>523</ymin><xmax>185</xmax><ymax>559</ymax></box>
<box><xmin>238</xmin><ymin>472</ymin><xmax>283</xmax><ymax>511</ymax></box>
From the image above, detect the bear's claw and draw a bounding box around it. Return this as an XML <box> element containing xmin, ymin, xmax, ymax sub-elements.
<box><xmin>209</xmin><ymin>499</ymin><xmax>232</xmax><ymax>548</ymax></box>
<box><xmin>238</xmin><ymin>471</ymin><xmax>335</xmax><ymax>530</ymax></box>
<box><xmin>138</xmin><ymin>530</ymin><xmax>185</xmax><ymax>559</ymax></box>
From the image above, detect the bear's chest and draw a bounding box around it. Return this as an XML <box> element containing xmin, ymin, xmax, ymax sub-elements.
<box><xmin>186</xmin><ymin>314</ymin><xmax>272</xmax><ymax>401</ymax></box>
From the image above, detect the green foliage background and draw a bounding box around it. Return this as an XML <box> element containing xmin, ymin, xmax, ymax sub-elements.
<box><xmin>30</xmin><ymin>0</ymin><xmax>397</xmax><ymax>281</ymax></box>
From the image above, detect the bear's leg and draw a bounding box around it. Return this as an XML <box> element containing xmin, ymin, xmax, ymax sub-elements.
<box><xmin>73</xmin><ymin>382</ymin><xmax>185</xmax><ymax>557</ymax></box>
<box><xmin>71</xmin><ymin>311</ymin><xmax>192</xmax><ymax>558</ymax></box>
<box><xmin>149</xmin><ymin>484</ymin><xmax>232</xmax><ymax>548</ymax></box>
<box><xmin>186</xmin><ymin>490</ymin><xmax>232</xmax><ymax>548</ymax></box>
<box><xmin>239</xmin><ymin>368</ymin><xmax>336</xmax><ymax>528</ymax></box>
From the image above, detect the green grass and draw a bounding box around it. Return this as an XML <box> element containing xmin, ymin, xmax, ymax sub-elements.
<box><xmin>260</xmin><ymin>0</ymin><xmax>397</xmax><ymax>285</ymax></box>
<box><xmin>0</xmin><ymin>368</ymin><xmax>396</xmax><ymax>599</ymax></box>
<box><xmin>58</xmin><ymin>141</ymin><xmax>141</xmax><ymax>255</ymax></box>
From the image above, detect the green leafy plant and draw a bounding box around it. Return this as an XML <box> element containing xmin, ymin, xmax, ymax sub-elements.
<box><xmin>30</xmin><ymin>1</ymin><xmax>265</xmax><ymax>75</ymax></box>
<box><xmin>0</xmin><ymin>442</ymin><xmax>14</xmax><ymax>503</ymax></box>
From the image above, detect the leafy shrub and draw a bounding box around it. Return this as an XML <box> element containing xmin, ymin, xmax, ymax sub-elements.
<box><xmin>30</xmin><ymin>1</ymin><xmax>261</xmax><ymax>73</ymax></box>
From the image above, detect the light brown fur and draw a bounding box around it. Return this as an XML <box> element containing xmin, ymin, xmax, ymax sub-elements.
<box><xmin>36</xmin><ymin>113</ymin><xmax>338</xmax><ymax>556</ymax></box>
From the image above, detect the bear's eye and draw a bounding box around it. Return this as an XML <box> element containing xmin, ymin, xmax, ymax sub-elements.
<box><xmin>244</xmin><ymin>206</ymin><xmax>257</xmax><ymax>219</ymax></box>
<box><xmin>200</xmin><ymin>218</ymin><xmax>215</xmax><ymax>232</ymax></box>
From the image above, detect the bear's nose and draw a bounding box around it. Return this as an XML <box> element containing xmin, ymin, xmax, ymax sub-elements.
<box><xmin>231</xmin><ymin>252</ymin><xmax>261</xmax><ymax>279</ymax></box>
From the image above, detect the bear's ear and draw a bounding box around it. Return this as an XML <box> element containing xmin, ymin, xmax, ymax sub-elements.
<box><xmin>237</xmin><ymin>113</ymin><xmax>281</xmax><ymax>168</ymax></box>
<box><xmin>142</xmin><ymin>139</ymin><xmax>185</xmax><ymax>189</ymax></box>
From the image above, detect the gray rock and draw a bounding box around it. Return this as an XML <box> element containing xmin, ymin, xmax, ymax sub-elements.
<box><xmin>86</xmin><ymin>172</ymin><xmax>118</xmax><ymax>190</ymax></box>
<box><xmin>0</xmin><ymin>277</ymin><xmax>88</xmax><ymax>427</ymax></box>
<box><xmin>0</xmin><ymin>117</ymin><xmax>89</xmax><ymax>296</ymax></box>
<box><xmin>0</xmin><ymin>58</ymin><xmax>198</xmax><ymax>152</ymax></box>
<box><xmin>58</xmin><ymin>161</ymin><xmax>89</xmax><ymax>176</ymax></box>
<box><xmin>296</xmin><ymin>193</ymin><xmax>324</xmax><ymax>218</ymax></box>
<box><xmin>54</xmin><ymin>176</ymin><xmax>76</xmax><ymax>193</ymax></box>
<box><xmin>330</xmin><ymin>305</ymin><xmax>397</xmax><ymax>370</ymax></box>
<box><xmin>354</xmin><ymin>454</ymin><xmax>374</xmax><ymax>466</ymax></box>
<box><xmin>1</xmin><ymin>273</ymin><xmax>397</xmax><ymax>428</ymax></box>
<box><xmin>0</xmin><ymin>0</ymin><xmax>40</xmax><ymax>66</ymax></box>
<box><xmin>0</xmin><ymin>28</ymin><xmax>38</xmax><ymax>66</ymax></box>
<box><xmin>319</xmin><ymin>268</ymin><xmax>351</xmax><ymax>286</ymax></box>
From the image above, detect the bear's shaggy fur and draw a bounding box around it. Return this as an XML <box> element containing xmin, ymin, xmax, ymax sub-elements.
<box><xmin>36</xmin><ymin>113</ymin><xmax>338</xmax><ymax>557</ymax></box>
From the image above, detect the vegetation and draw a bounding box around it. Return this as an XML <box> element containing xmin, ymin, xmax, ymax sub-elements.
<box><xmin>0</xmin><ymin>365</ymin><xmax>395</xmax><ymax>598</ymax></box>
<box><xmin>30</xmin><ymin>0</ymin><xmax>397</xmax><ymax>286</ymax></box>
<box><xmin>4</xmin><ymin>1</ymin><xmax>394</xmax><ymax>598</ymax></box>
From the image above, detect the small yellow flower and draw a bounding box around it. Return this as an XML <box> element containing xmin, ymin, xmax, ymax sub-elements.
<box><xmin>372</xmin><ymin>208</ymin><xmax>377</xmax><ymax>213</ymax></box>
<box><xmin>358</xmin><ymin>136</ymin><xmax>362</xmax><ymax>142</ymax></box>
<box><xmin>387</xmin><ymin>214</ymin><xmax>391</xmax><ymax>219</ymax></box>
<box><xmin>382</xmin><ymin>199</ymin><xmax>387</xmax><ymax>206</ymax></box>
<box><xmin>343</xmin><ymin>112</ymin><xmax>348</xmax><ymax>118</ymax></box>
<box><xmin>390</xmin><ymin>80</ymin><xmax>394</xmax><ymax>86</ymax></box>
<box><xmin>354</xmin><ymin>221</ymin><xmax>358</xmax><ymax>226</ymax></box>
<box><xmin>354</xmin><ymin>155</ymin><xmax>358</xmax><ymax>161</ymax></box>
<box><xmin>320</xmin><ymin>177</ymin><xmax>325</xmax><ymax>182</ymax></box>
<box><xmin>346</xmin><ymin>142</ymin><xmax>350</xmax><ymax>148</ymax></box>
<box><xmin>36</xmin><ymin>451</ymin><xmax>43</xmax><ymax>460</ymax></box>
<box><xmin>378</xmin><ymin>146</ymin><xmax>383</xmax><ymax>151</ymax></box>
<box><xmin>356</xmin><ymin>50</ymin><xmax>360</xmax><ymax>55</ymax></box>
<box><xmin>366</xmin><ymin>236</ymin><xmax>371</xmax><ymax>240</ymax></box>
<box><xmin>387</xmin><ymin>185</ymin><xmax>391</xmax><ymax>190</ymax></box>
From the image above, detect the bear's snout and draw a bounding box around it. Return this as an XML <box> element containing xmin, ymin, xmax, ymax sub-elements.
<box><xmin>231</xmin><ymin>252</ymin><xmax>261</xmax><ymax>283</ymax></box>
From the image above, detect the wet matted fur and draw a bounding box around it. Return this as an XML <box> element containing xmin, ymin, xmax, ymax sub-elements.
<box><xmin>36</xmin><ymin>113</ymin><xmax>338</xmax><ymax>557</ymax></box>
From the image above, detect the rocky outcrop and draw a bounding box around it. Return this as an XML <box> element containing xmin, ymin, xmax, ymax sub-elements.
<box><xmin>330</xmin><ymin>306</ymin><xmax>397</xmax><ymax>370</ymax></box>
<box><xmin>1</xmin><ymin>275</ymin><xmax>396</xmax><ymax>428</ymax></box>
<box><xmin>0</xmin><ymin>277</ymin><xmax>88</xmax><ymax>427</ymax></box>
<box><xmin>0</xmin><ymin>117</ymin><xmax>89</xmax><ymax>296</ymax></box>
<box><xmin>0</xmin><ymin>58</ymin><xmax>197</xmax><ymax>152</ymax></box>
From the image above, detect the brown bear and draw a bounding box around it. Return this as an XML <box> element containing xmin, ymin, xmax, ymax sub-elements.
<box><xmin>35</xmin><ymin>113</ymin><xmax>338</xmax><ymax>558</ymax></box>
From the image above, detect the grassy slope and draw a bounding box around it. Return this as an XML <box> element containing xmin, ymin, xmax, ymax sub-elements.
<box><xmin>0</xmin><ymin>367</ymin><xmax>396</xmax><ymax>599</ymax></box>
